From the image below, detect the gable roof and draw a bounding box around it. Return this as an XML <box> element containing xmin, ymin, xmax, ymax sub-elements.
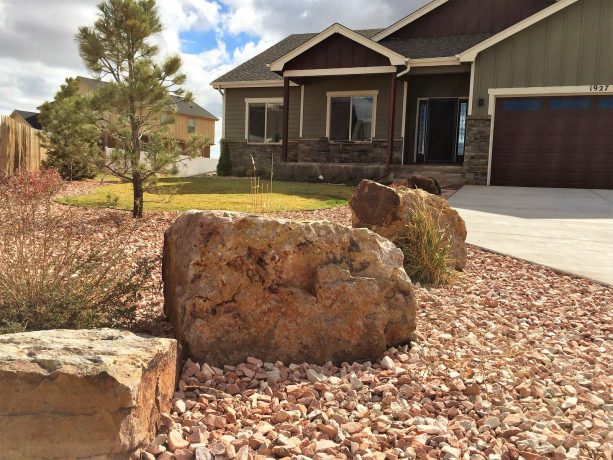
<box><xmin>459</xmin><ymin>0</ymin><xmax>578</xmax><ymax>61</ymax></box>
<box><xmin>211</xmin><ymin>29</ymin><xmax>383</xmax><ymax>86</ymax></box>
<box><xmin>268</xmin><ymin>23</ymin><xmax>406</xmax><ymax>72</ymax></box>
<box><xmin>77</xmin><ymin>76</ymin><xmax>218</xmax><ymax>120</ymax></box>
<box><xmin>11</xmin><ymin>110</ymin><xmax>42</xmax><ymax>130</ymax></box>
<box><xmin>372</xmin><ymin>0</ymin><xmax>449</xmax><ymax>42</ymax></box>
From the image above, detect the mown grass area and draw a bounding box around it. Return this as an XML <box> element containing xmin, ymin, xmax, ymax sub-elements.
<box><xmin>59</xmin><ymin>176</ymin><xmax>356</xmax><ymax>212</ymax></box>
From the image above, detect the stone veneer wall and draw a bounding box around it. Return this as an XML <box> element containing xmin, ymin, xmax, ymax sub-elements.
<box><xmin>225</xmin><ymin>139</ymin><xmax>402</xmax><ymax>179</ymax></box>
<box><xmin>463</xmin><ymin>116</ymin><xmax>491</xmax><ymax>185</ymax></box>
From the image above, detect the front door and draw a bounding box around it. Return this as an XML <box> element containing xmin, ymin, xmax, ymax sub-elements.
<box><xmin>427</xmin><ymin>99</ymin><xmax>458</xmax><ymax>163</ymax></box>
<box><xmin>415</xmin><ymin>98</ymin><xmax>468</xmax><ymax>164</ymax></box>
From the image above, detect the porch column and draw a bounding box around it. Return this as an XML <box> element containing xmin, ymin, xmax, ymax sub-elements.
<box><xmin>282</xmin><ymin>77</ymin><xmax>290</xmax><ymax>162</ymax></box>
<box><xmin>386</xmin><ymin>73</ymin><xmax>397</xmax><ymax>165</ymax></box>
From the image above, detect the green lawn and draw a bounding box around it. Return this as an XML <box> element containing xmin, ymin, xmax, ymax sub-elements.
<box><xmin>60</xmin><ymin>177</ymin><xmax>355</xmax><ymax>212</ymax></box>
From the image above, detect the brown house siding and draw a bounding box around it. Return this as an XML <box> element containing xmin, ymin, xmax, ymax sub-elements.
<box><xmin>285</xmin><ymin>34</ymin><xmax>391</xmax><ymax>70</ymax></box>
<box><xmin>472</xmin><ymin>0</ymin><xmax>613</xmax><ymax>116</ymax></box>
<box><xmin>388</xmin><ymin>0</ymin><xmax>555</xmax><ymax>39</ymax></box>
<box><xmin>224</xmin><ymin>87</ymin><xmax>301</xmax><ymax>141</ymax></box>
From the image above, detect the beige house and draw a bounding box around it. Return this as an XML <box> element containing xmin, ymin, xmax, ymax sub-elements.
<box><xmin>77</xmin><ymin>76</ymin><xmax>218</xmax><ymax>157</ymax></box>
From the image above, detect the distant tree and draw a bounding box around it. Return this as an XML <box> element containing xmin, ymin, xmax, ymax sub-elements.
<box><xmin>39</xmin><ymin>78</ymin><xmax>100</xmax><ymax>181</ymax></box>
<box><xmin>217</xmin><ymin>140</ymin><xmax>232</xmax><ymax>176</ymax></box>
<box><xmin>76</xmin><ymin>0</ymin><xmax>205</xmax><ymax>217</ymax></box>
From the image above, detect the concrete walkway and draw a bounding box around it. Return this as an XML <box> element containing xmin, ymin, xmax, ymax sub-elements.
<box><xmin>449</xmin><ymin>186</ymin><xmax>613</xmax><ymax>286</ymax></box>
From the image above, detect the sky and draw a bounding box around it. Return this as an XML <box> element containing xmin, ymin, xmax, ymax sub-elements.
<box><xmin>0</xmin><ymin>0</ymin><xmax>429</xmax><ymax>157</ymax></box>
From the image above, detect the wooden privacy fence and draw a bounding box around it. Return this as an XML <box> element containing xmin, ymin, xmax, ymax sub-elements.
<box><xmin>0</xmin><ymin>115</ymin><xmax>47</xmax><ymax>175</ymax></box>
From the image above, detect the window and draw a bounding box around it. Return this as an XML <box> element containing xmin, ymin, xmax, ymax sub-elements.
<box><xmin>549</xmin><ymin>97</ymin><xmax>591</xmax><ymax>110</ymax></box>
<box><xmin>327</xmin><ymin>92</ymin><xmax>376</xmax><ymax>142</ymax></box>
<box><xmin>416</xmin><ymin>100</ymin><xmax>428</xmax><ymax>157</ymax></box>
<box><xmin>501</xmin><ymin>99</ymin><xmax>543</xmax><ymax>111</ymax></box>
<box><xmin>598</xmin><ymin>97</ymin><xmax>613</xmax><ymax>109</ymax></box>
<box><xmin>456</xmin><ymin>100</ymin><xmax>468</xmax><ymax>156</ymax></box>
<box><xmin>187</xmin><ymin>119</ymin><xmax>196</xmax><ymax>133</ymax></box>
<box><xmin>246</xmin><ymin>99</ymin><xmax>283</xmax><ymax>143</ymax></box>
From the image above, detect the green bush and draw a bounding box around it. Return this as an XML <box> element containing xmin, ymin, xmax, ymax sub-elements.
<box><xmin>217</xmin><ymin>140</ymin><xmax>232</xmax><ymax>176</ymax></box>
<box><xmin>394</xmin><ymin>199</ymin><xmax>455</xmax><ymax>286</ymax></box>
<box><xmin>0</xmin><ymin>171</ymin><xmax>154</xmax><ymax>334</ymax></box>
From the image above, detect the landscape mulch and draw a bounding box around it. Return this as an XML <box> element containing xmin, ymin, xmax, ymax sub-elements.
<box><xmin>56</xmin><ymin>182</ymin><xmax>612</xmax><ymax>459</ymax></box>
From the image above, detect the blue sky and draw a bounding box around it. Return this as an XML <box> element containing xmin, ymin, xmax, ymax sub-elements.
<box><xmin>0</xmin><ymin>0</ymin><xmax>429</xmax><ymax>158</ymax></box>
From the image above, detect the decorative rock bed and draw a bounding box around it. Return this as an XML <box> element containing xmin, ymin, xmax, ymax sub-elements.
<box><xmin>0</xmin><ymin>329</ymin><xmax>178</xmax><ymax>459</ymax></box>
<box><xmin>163</xmin><ymin>211</ymin><xmax>417</xmax><ymax>367</ymax></box>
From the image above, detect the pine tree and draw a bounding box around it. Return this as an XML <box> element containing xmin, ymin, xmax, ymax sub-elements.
<box><xmin>39</xmin><ymin>78</ymin><xmax>100</xmax><ymax>181</ymax></box>
<box><xmin>77</xmin><ymin>0</ymin><xmax>205</xmax><ymax>217</ymax></box>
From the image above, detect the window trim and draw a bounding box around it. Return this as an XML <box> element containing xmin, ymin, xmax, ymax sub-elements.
<box><xmin>244</xmin><ymin>98</ymin><xmax>284</xmax><ymax>145</ymax></box>
<box><xmin>326</xmin><ymin>90</ymin><xmax>378</xmax><ymax>143</ymax></box>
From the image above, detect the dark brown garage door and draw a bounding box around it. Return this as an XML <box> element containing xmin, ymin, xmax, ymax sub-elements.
<box><xmin>491</xmin><ymin>95</ymin><xmax>613</xmax><ymax>189</ymax></box>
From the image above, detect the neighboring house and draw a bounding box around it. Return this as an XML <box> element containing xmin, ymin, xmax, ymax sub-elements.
<box><xmin>212</xmin><ymin>0</ymin><xmax>613</xmax><ymax>189</ymax></box>
<box><xmin>9</xmin><ymin>110</ymin><xmax>43</xmax><ymax>130</ymax></box>
<box><xmin>77</xmin><ymin>76</ymin><xmax>218</xmax><ymax>158</ymax></box>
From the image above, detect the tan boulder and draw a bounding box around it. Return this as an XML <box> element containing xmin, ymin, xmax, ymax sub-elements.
<box><xmin>350</xmin><ymin>180</ymin><xmax>467</xmax><ymax>270</ymax></box>
<box><xmin>163</xmin><ymin>211</ymin><xmax>417</xmax><ymax>366</ymax></box>
<box><xmin>0</xmin><ymin>329</ymin><xmax>178</xmax><ymax>460</ymax></box>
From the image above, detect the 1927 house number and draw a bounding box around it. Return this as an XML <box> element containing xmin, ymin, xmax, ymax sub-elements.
<box><xmin>590</xmin><ymin>85</ymin><xmax>610</xmax><ymax>92</ymax></box>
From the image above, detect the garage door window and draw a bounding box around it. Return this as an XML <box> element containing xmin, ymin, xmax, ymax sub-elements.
<box><xmin>549</xmin><ymin>98</ymin><xmax>591</xmax><ymax>110</ymax></box>
<box><xmin>501</xmin><ymin>99</ymin><xmax>542</xmax><ymax>111</ymax></box>
<box><xmin>597</xmin><ymin>97</ymin><xmax>613</xmax><ymax>109</ymax></box>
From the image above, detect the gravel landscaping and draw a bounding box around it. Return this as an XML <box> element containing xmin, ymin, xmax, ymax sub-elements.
<box><xmin>55</xmin><ymin>182</ymin><xmax>612</xmax><ymax>459</ymax></box>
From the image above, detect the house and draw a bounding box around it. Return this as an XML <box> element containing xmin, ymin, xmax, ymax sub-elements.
<box><xmin>212</xmin><ymin>0</ymin><xmax>613</xmax><ymax>189</ymax></box>
<box><xmin>77</xmin><ymin>76</ymin><xmax>218</xmax><ymax>157</ymax></box>
<box><xmin>9</xmin><ymin>110</ymin><xmax>43</xmax><ymax>130</ymax></box>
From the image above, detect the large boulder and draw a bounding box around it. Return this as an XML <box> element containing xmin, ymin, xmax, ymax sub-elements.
<box><xmin>350</xmin><ymin>180</ymin><xmax>467</xmax><ymax>270</ymax></box>
<box><xmin>0</xmin><ymin>329</ymin><xmax>178</xmax><ymax>460</ymax></box>
<box><xmin>163</xmin><ymin>211</ymin><xmax>417</xmax><ymax>366</ymax></box>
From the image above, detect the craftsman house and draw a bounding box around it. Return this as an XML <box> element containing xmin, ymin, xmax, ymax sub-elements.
<box><xmin>212</xmin><ymin>0</ymin><xmax>612</xmax><ymax>189</ymax></box>
<box><xmin>77</xmin><ymin>76</ymin><xmax>218</xmax><ymax>157</ymax></box>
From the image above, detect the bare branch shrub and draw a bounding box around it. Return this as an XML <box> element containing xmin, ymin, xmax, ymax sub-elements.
<box><xmin>0</xmin><ymin>171</ymin><xmax>154</xmax><ymax>333</ymax></box>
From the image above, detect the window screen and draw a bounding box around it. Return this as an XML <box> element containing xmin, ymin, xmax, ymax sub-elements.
<box><xmin>247</xmin><ymin>104</ymin><xmax>266</xmax><ymax>143</ymax></box>
<box><xmin>329</xmin><ymin>95</ymin><xmax>374</xmax><ymax>141</ymax></box>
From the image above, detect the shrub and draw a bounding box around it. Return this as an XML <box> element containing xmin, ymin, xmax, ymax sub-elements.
<box><xmin>394</xmin><ymin>198</ymin><xmax>455</xmax><ymax>286</ymax></box>
<box><xmin>0</xmin><ymin>171</ymin><xmax>154</xmax><ymax>334</ymax></box>
<box><xmin>217</xmin><ymin>140</ymin><xmax>232</xmax><ymax>176</ymax></box>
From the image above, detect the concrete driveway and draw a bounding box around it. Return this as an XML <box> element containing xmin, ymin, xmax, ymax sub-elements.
<box><xmin>449</xmin><ymin>186</ymin><xmax>613</xmax><ymax>286</ymax></box>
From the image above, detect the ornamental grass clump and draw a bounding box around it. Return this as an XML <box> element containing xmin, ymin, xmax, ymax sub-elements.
<box><xmin>0</xmin><ymin>170</ymin><xmax>154</xmax><ymax>334</ymax></box>
<box><xmin>394</xmin><ymin>198</ymin><xmax>456</xmax><ymax>286</ymax></box>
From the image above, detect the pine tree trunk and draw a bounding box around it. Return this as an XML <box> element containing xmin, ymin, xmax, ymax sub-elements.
<box><xmin>132</xmin><ymin>171</ymin><xmax>144</xmax><ymax>218</ymax></box>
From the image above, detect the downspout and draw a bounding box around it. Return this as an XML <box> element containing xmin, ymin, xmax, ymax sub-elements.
<box><xmin>377</xmin><ymin>62</ymin><xmax>410</xmax><ymax>182</ymax></box>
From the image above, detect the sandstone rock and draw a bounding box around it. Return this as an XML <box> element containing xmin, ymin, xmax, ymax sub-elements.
<box><xmin>163</xmin><ymin>211</ymin><xmax>417</xmax><ymax>365</ymax></box>
<box><xmin>0</xmin><ymin>329</ymin><xmax>177</xmax><ymax>460</ymax></box>
<box><xmin>397</xmin><ymin>175</ymin><xmax>441</xmax><ymax>196</ymax></box>
<box><xmin>350</xmin><ymin>180</ymin><xmax>467</xmax><ymax>270</ymax></box>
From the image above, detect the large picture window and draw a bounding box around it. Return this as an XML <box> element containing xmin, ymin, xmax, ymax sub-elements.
<box><xmin>327</xmin><ymin>92</ymin><xmax>377</xmax><ymax>142</ymax></box>
<box><xmin>246</xmin><ymin>99</ymin><xmax>283</xmax><ymax>143</ymax></box>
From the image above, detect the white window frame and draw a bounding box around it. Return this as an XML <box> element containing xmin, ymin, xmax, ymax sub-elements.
<box><xmin>245</xmin><ymin>98</ymin><xmax>284</xmax><ymax>144</ymax></box>
<box><xmin>187</xmin><ymin>118</ymin><xmax>196</xmax><ymax>134</ymax></box>
<box><xmin>326</xmin><ymin>90</ymin><xmax>378</xmax><ymax>143</ymax></box>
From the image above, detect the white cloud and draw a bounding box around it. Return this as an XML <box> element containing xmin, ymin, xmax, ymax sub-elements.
<box><xmin>0</xmin><ymin>0</ymin><xmax>429</xmax><ymax>158</ymax></box>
